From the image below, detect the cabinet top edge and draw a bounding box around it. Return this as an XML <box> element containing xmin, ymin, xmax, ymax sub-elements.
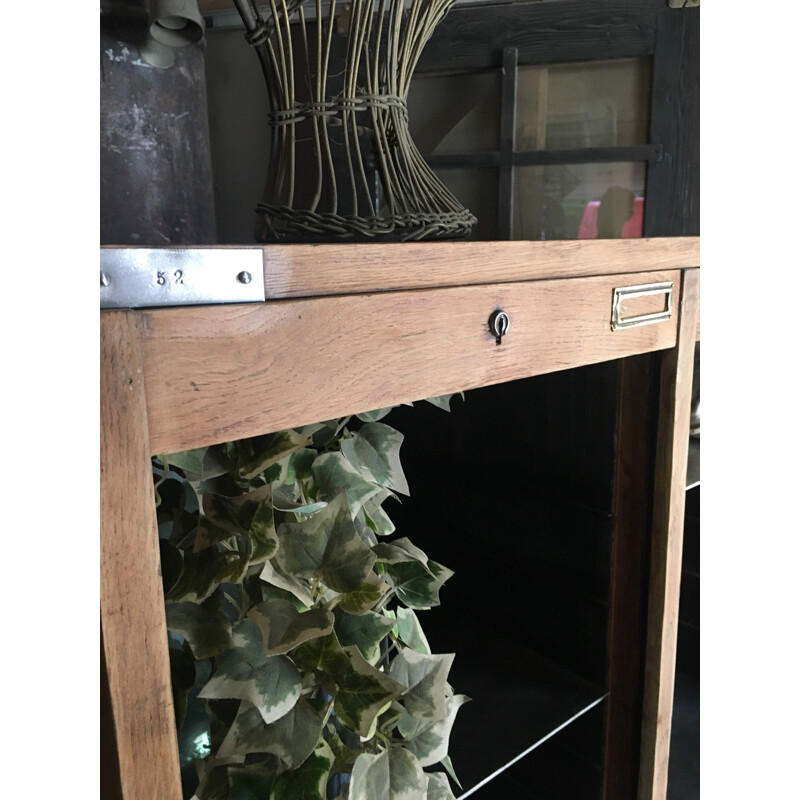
<box><xmin>100</xmin><ymin>237</ymin><xmax>699</xmax><ymax>304</ymax></box>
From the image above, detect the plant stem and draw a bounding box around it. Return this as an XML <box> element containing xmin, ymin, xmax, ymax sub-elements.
<box><xmin>374</xmin><ymin>588</ymin><xmax>396</xmax><ymax>613</ymax></box>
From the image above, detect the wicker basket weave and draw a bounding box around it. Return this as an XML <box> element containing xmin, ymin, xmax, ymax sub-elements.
<box><xmin>232</xmin><ymin>0</ymin><xmax>477</xmax><ymax>242</ymax></box>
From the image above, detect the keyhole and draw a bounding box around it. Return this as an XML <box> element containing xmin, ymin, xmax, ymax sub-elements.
<box><xmin>488</xmin><ymin>310</ymin><xmax>510</xmax><ymax>345</ymax></box>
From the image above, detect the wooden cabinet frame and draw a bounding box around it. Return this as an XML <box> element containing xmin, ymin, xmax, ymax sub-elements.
<box><xmin>100</xmin><ymin>236</ymin><xmax>699</xmax><ymax>800</ymax></box>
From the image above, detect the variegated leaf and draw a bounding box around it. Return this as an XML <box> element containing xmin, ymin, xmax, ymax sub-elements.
<box><xmin>426</xmin><ymin>772</ymin><xmax>456</xmax><ymax>800</ymax></box>
<box><xmin>326</xmin><ymin>725</ymin><xmax>360</xmax><ymax>774</ymax></box>
<box><xmin>334</xmin><ymin>609</ymin><xmax>396</xmax><ymax>666</ymax></box>
<box><xmin>385</xmin><ymin>560</ymin><xmax>454</xmax><ymax>610</ymax></box>
<box><xmin>292</xmin><ymin>631</ymin><xmax>351</xmax><ymax>676</ymax></box>
<box><xmin>397</xmin><ymin>694</ymin><xmax>470</xmax><ymax>767</ymax></box>
<box><xmin>269</xmin><ymin>739</ymin><xmax>334</xmax><ymax>800</ymax></box>
<box><xmin>395</xmin><ymin>608</ymin><xmax>431</xmax><ymax>655</ymax></box>
<box><xmin>217</xmin><ymin>698</ymin><xmax>322</xmax><ymax>768</ymax></box>
<box><xmin>349</xmin><ymin>748</ymin><xmax>426</xmax><ymax>800</ymax></box>
<box><xmin>237</xmin><ymin>430</ymin><xmax>311</xmax><ymax>480</ymax></box>
<box><xmin>283</xmin><ymin>448</ymin><xmax>317</xmax><ymax>484</ymax></box>
<box><xmin>335</xmin><ymin>645</ymin><xmax>406</xmax><ymax>738</ymax></box>
<box><xmin>194</xmin><ymin>485</ymin><xmax>277</xmax><ymax>565</ymax></box>
<box><xmin>340</xmin><ymin>423</ymin><xmax>409</xmax><ymax>496</ymax></box>
<box><xmin>338</xmin><ymin>571</ymin><xmax>391</xmax><ymax>616</ymax></box>
<box><xmin>199</xmin><ymin>619</ymin><xmax>301</xmax><ymax>725</ymax></box>
<box><xmin>356</xmin><ymin>407</ymin><xmax>395</xmax><ymax>423</ymax></box>
<box><xmin>439</xmin><ymin>754</ymin><xmax>463</xmax><ymax>791</ymax></box>
<box><xmin>166</xmin><ymin>590</ymin><xmax>232</xmax><ymax>660</ymax></box>
<box><xmin>274</xmin><ymin>493</ymin><xmax>376</xmax><ymax>593</ymax></box>
<box><xmin>167</xmin><ymin>445</ymin><xmax>231</xmax><ymax>482</ymax></box>
<box><xmin>389</xmin><ymin>650</ymin><xmax>454</xmax><ymax>722</ymax></box>
<box><xmin>166</xmin><ymin>548</ymin><xmax>250</xmax><ymax>604</ymax></box>
<box><xmin>259</xmin><ymin>559</ymin><xmax>315</xmax><ymax>608</ymax></box>
<box><xmin>423</xmin><ymin>394</ymin><xmax>463</xmax><ymax>412</ymax></box>
<box><xmin>227</xmin><ymin>764</ymin><xmax>276</xmax><ymax>800</ymax></box>
<box><xmin>372</xmin><ymin>537</ymin><xmax>429</xmax><ymax>565</ymax></box>
<box><xmin>363</xmin><ymin>489</ymin><xmax>396</xmax><ymax>537</ymax></box>
<box><xmin>312</xmin><ymin>452</ymin><xmax>383</xmax><ymax>517</ymax></box>
<box><xmin>247</xmin><ymin>598</ymin><xmax>334</xmax><ymax>655</ymax></box>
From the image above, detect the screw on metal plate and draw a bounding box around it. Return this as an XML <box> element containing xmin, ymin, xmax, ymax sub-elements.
<box><xmin>488</xmin><ymin>310</ymin><xmax>510</xmax><ymax>345</ymax></box>
<box><xmin>100</xmin><ymin>271</ymin><xmax>110</xmax><ymax>287</ymax></box>
<box><xmin>237</xmin><ymin>271</ymin><xmax>252</xmax><ymax>284</ymax></box>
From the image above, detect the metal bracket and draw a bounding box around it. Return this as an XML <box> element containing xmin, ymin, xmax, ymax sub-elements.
<box><xmin>100</xmin><ymin>248</ymin><xmax>265</xmax><ymax>309</ymax></box>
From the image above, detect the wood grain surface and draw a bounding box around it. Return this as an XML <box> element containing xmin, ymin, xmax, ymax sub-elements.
<box><xmin>100</xmin><ymin>312</ymin><xmax>182</xmax><ymax>800</ymax></box>
<box><xmin>604</xmin><ymin>353</ymin><xmax>659</xmax><ymax>800</ymax></box>
<box><xmin>139</xmin><ymin>269</ymin><xmax>680</xmax><ymax>456</ymax></box>
<box><xmin>638</xmin><ymin>269</ymin><xmax>700</xmax><ymax>800</ymax></box>
<box><xmin>261</xmin><ymin>237</ymin><xmax>699</xmax><ymax>300</ymax></box>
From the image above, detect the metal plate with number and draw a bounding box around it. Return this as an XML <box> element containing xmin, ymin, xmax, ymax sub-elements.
<box><xmin>100</xmin><ymin>248</ymin><xmax>265</xmax><ymax>309</ymax></box>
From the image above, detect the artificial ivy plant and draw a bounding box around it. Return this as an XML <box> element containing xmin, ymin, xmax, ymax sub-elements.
<box><xmin>154</xmin><ymin>395</ymin><xmax>467</xmax><ymax>800</ymax></box>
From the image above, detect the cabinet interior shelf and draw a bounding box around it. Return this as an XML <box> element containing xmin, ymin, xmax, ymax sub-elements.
<box><xmin>422</xmin><ymin>610</ymin><xmax>607</xmax><ymax>797</ymax></box>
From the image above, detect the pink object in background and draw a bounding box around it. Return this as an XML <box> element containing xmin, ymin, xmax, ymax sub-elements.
<box><xmin>577</xmin><ymin>196</ymin><xmax>644</xmax><ymax>239</ymax></box>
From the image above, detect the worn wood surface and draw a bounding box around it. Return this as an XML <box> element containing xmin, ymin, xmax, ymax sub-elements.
<box><xmin>643</xmin><ymin>8</ymin><xmax>700</xmax><ymax>237</ymax></box>
<box><xmin>100</xmin><ymin>312</ymin><xmax>182</xmax><ymax>800</ymax></box>
<box><xmin>260</xmin><ymin>237</ymin><xmax>699</xmax><ymax>299</ymax></box>
<box><xmin>498</xmin><ymin>47</ymin><xmax>518</xmax><ymax>240</ymax></box>
<box><xmin>638</xmin><ymin>268</ymin><xmax>700</xmax><ymax>800</ymax></box>
<box><xmin>140</xmin><ymin>269</ymin><xmax>680</xmax><ymax>455</ymax></box>
<box><xmin>417</xmin><ymin>0</ymin><xmax>660</xmax><ymax>73</ymax></box>
<box><xmin>603</xmin><ymin>353</ymin><xmax>659</xmax><ymax>800</ymax></box>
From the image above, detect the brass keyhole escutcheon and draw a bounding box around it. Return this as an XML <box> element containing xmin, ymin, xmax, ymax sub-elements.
<box><xmin>488</xmin><ymin>310</ymin><xmax>510</xmax><ymax>345</ymax></box>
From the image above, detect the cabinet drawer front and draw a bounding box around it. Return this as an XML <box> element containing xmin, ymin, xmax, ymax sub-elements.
<box><xmin>141</xmin><ymin>269</ymin><xmax>681</xmax><ymax>454</ymax></box>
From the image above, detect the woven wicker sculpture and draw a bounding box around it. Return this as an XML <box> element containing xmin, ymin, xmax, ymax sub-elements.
<box><xmin>232</xmin><ymin>0</ymin><xmax>477</xmax><ymax>242</ymax></box>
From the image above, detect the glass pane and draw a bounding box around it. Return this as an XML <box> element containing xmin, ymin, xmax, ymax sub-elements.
<box><xmin>408</xmin><ymin>72</ymin><xmax>501</xmax><ymax>154</ymax></box>
<box><xmin>516</xmin><ymin>59</ymin><xmax>652</xmax><ymax>151</ymax></box>
<box><xmin>435</xmin><ymin>167</ymin><xmax>498</xmax><ymax>240</ymax></box>
<box><xmin>513</xmin><ymin>162</ymin><xmax>646</xmax><ymax>241</ymax></box>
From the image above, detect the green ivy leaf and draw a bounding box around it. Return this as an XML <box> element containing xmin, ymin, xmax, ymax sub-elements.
<box><xmin>334</xmin><ymin>610</ymin><xmax>396</xmax><ymax>666</ymax></box>
<box><xmin>227</xmin><ymin>765</ymin><xmax>276</xmax><ymax>800</ymax></box>
<box><xmin>259</xmin><ymin>559</ymin><xmax>315</xmax><ymax>608</ymax></box>
<box><xmin>362</xmin><ymin>489</ymin><xmax>396</xmax><ymax>537</ymax></box>
<box><xmin>167</xmin><ymin>548</ymin><xmax>250</xmax><ymax>604</ymax></box>
<box><xmin>312</xmin><ymin>452</ymin><xmax>383</xmax><ymax>517</ymax></box>
<box><xmin>168</xmin><ymin>445</ymin><xmax>232</xmax><ymax>482</ymax></box>
<box><xmin>338</xmin><ymin>571</ymin><xmax>391</xmax><ymax>616</ymax></box>
<box><xmin>237</xmin><ymin>431</ymin><xmax>311</xmax><ymax>480</ymax></box>
<box><xmin>194</xmin><ymin>485</ymin><xmax>278</xmax><ymax>565</ymax></box>
<box><xmin>166</xmin><ymin>590</ymin><xmax>232</xmax><ymax>660</ymax></box>
<box><xmin>389</xmin><ymin>650</ymin><xmax>455</xmax><ymax>722</ymax></box>
<box><xmin>326</xmin><ymin>725</ymin><xmax>360</xmax><ymax>774</ymax></box>
<box><xmin>394</xmin><ymin>608</ymin><xmax>431</xmax><ymax>655</ymax></box>
<box><xmin>349</xmin><ymin>748</ymin><xmax>426</xmax><ymax>800</ymax></box>
<box><xmin>247</xmin><ymin>599</ymin><xmax>334</xmax><ymax>655</ymax></box>
<box><xmin>397</xmin><ymin>694</ymin><xmax>470</xmax><ymax>767</ymax></box>
<box><xmin>356</xmin><ymin>407</ymin><xmax>395</xmax><ymax>423</ymax></box>
<box><xmin>274</xmin><ymin>493</ymin><xmax>377</xmax><ymax>593</ymax></box>
<box><xmin>292</xmin><ymin>631</ymin><xmax>351</xmax><ymax>676</ymax></box>
<box><xmin>426</xmin><ymin>772</ymin><xmax>457</xmax><ymax>800</ymax></box>
<box><xmin>385</xmin><ymin>560</ymin><xmax>454</xmax><ymax>610</ymax></box>
<box><xmin>334</xmin><ymin>645</ymin><xmax>406</xmax><ymax>738</ymax></box>
<box><xmin>199</xmin><ymin>619</ymin><xmax>301</xmax><ymax>726</ymax></box>
<box><xmin>372</xmin><ymin>537</ymin><xmax>429</xmax><ymax>565</ymax></box>
<box><xmin>269</xmin><ymin>739</ymin><xmax>334</xmax><ymax>800</ymax></box>
<box><xmin>217</xmin><ymin>698</ymin><xmax>323</xmax><ymax>768</ymax></box>
<box><xmin>340</xmin><ymin>423</ymin><xmax>409</xmax><ymax>496</ymax></box>
<box><xmin>423</xmin><ymin>393</ymin><xmax>463</xmax><ymax>412</ymax></box>
<box><xmin>439</xmin><ymin>754</ymin><xmax>463</xmax><ymax>791</ymax></box>
<box><xmin>284</xmin><ymin>448</ymin><xmax>317</xmax><ymax>484</ymax></box>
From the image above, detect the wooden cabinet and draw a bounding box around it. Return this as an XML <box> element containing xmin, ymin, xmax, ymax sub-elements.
<box><xmin>100</xmin><ymin>236</ymin><xmax>699</xmax><ymax>800</ymax></box>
